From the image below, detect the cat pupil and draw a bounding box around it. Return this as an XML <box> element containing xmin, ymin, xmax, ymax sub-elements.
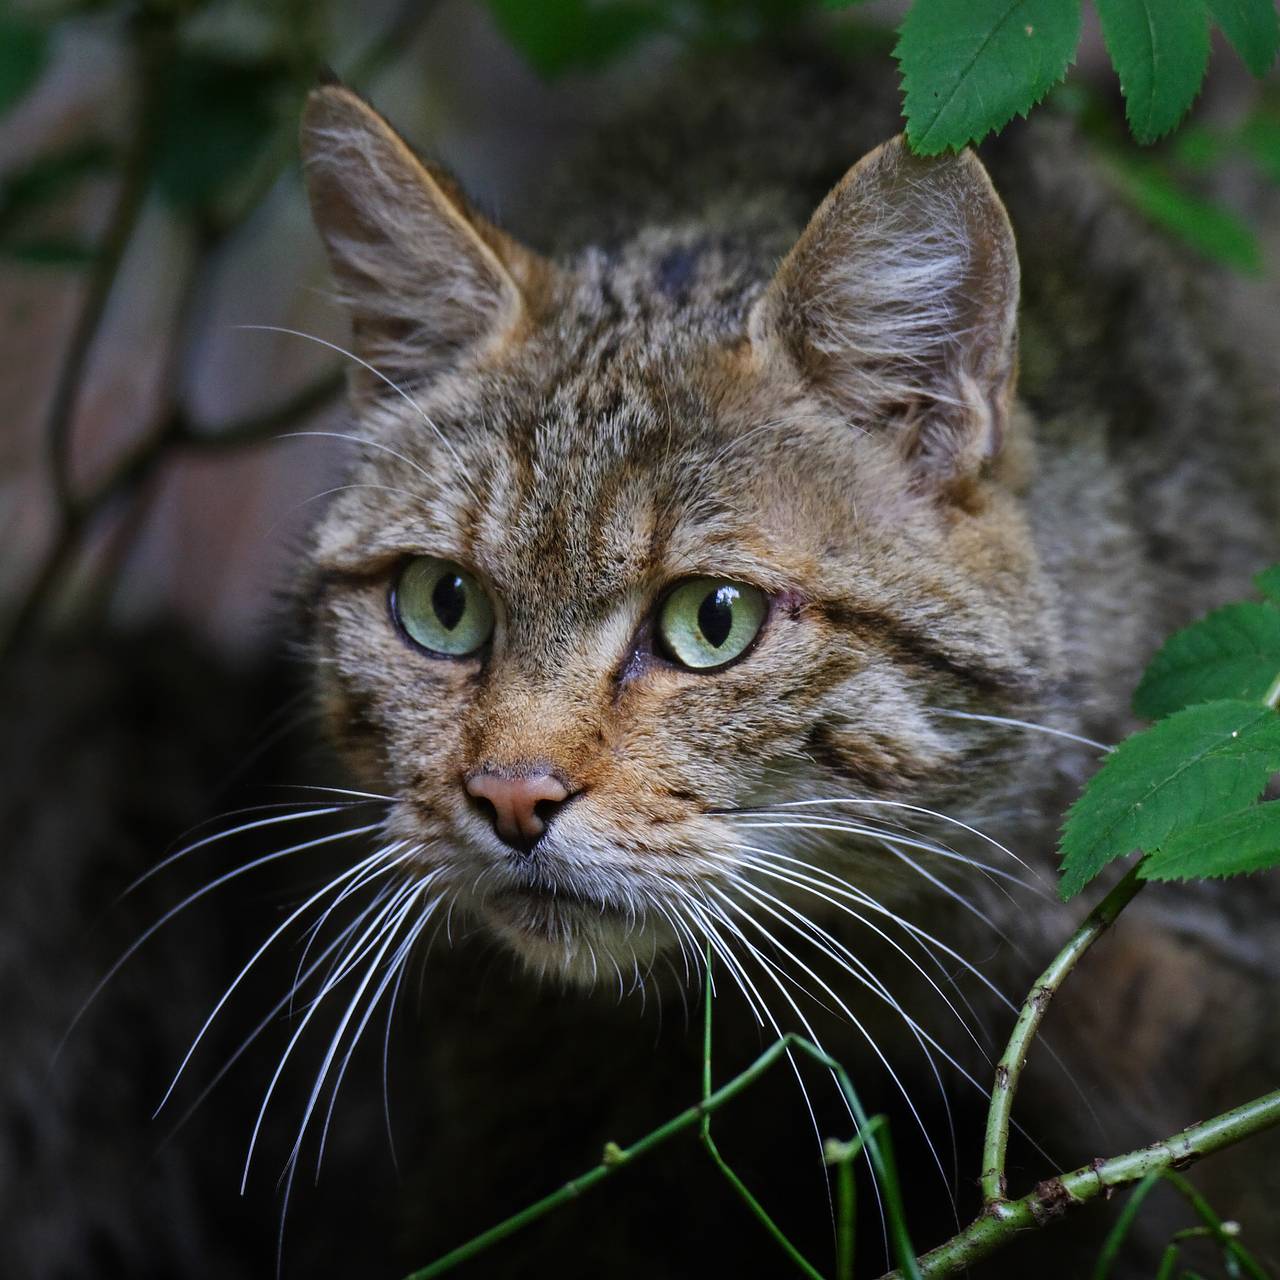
<box><xmin>698</xmin><ymin>586</ymin><xmax>737</xmax><ymax>649</ymax></box>
<box><xmin>432</xmin><ymin>574</ymin><xmax>467</xmax><ymax>631</ymax></box>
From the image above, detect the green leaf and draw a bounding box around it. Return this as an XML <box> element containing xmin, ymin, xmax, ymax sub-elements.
<box><xmin>1139</xmin><ymin>800</ymin><xmax>1280</xmax><ymax>880</ymax></box>
<box><xmin>1256</xmin><ymin>563</ymin><xmax>1280</xmax><ymax>604</ymax></box>
<box><xmin>1133</xmin><ymin>602</ymin><xmax>1280</xmax><ymax>720</ymax></box>
<box><xmin>1106</xmin><ymin>157</ymin><xmax>1261</xmax><ymax>272</ymax></box>
<box><xmin>0</xmin><ymin>14</ymin><xmax>49</xmax><ymax>117</ymax></box>
<box><xmin>1095</xmin><ymin>0</ymin><xmax>1211</xmax><ymax>143</ymax></box>
<box><xmin>154</xmin><ymin>54</ymin><xmax>281</xmax><ymax>211</ymax></box>
<box><xmin>1204</xmin><ymin>0</ymin><xmax>1280</xmax><ymax>76</ymax></box>
<box><xmin>1058</xmin><ymin>699</ymin><xmax>1280</xmax><ymax>898</ymax></box>
<box><xmin>896</xmin><ymin>0</ymin><xmax>1082</xmax><ymax>155</ymax></box>
<box><xmin>486</xmin><ymin>0</ymin><xmax>661</xmax><ymax>77</ymax></box>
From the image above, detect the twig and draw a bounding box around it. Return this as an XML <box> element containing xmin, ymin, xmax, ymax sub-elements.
<box><xmin>980</xmin><ymin>865</ymin><xmax>1145</xmax><ymax>1204</ymax></box>
<box><xmin>400</xmin><ymin>1032</ymin><xmax>919</xmax><ymax>1280</ymax></box>
<box><xmin>44</xmin><ymin>17</ymin><xmax>171</xmax><ymax>512</ymax></box>
<box><xmin>698</xmin><ymin>971</ymin><xmax>827</xmax><ymax>1280</ymax></box>
<box><xmin>879</xmin><ymin>1087</ymin><xmax>1280</xmax><ymax>1279</ymax></box>
<box><xmin>1</xmin><ymin>370</ymin><xmax>343</xmax><ymax>657</ymax></box>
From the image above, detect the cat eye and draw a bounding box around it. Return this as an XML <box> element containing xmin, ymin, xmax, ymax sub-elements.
<box><xmin>392</xmin><ymin>557</ymin><xmax>495</xmax><ymax>657</ymax></box>
<box><xmin>657</xmin><ymin>578</ymin><xmax>767</xmax><ymax>671</ymax></box>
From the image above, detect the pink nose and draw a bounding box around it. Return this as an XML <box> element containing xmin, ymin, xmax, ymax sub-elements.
<box><xmin>465</xmin><ymin>768</ymin><xmax>572</xmax><ymax>850</ymax></box>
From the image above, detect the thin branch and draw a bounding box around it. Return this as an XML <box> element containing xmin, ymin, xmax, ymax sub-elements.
<box><xmin>880</xmin><ymin>1088</ymin><xmax>1280</xmax><ymax>1279</ymax></box>
<box><xmin>981</xmin><ymin>866</ymin><xmax>1145</xmax><ymax>1204</ymax></box>
<box><xmin>699</xmin><ymin>971</ymin><xmax>827</xmax><ymax>1280</ymax></box>
<box><xmin>44</xmin><ymin>17</ymin><xmax>171</xmax><ymax>512</ymax></box>
<box><xmin>400</xmin><ymin>1032</ymin><xmax>920</xmax><ymax>1280</ymax></box>
<box><xmin>1</xmin><ymin>369</ymin><xmax>343</xmax><ymax>657</ymax></box>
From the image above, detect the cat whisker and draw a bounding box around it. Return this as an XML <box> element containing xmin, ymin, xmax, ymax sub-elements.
<box><xmin>153</xmin><ymin>922</ymin><xmax>363</xmax><ymax>1156</ymax></box>
<box><xmin>729</xmin><ymin>845</ymin><xmax>990</xmax><ymax>1055</ymax></box>
<box><xmin>932</xmin><ymin>707</ymin><xmax>1112</xmax><ymax>753</ymax></box>
<box><xmin>57</xmin><ymin>821</ymin><xmax>386</xmax><ymax>1065</ymax></box>
<box><xmin>156</xmin><ymin>841</ymin><xmax>414</xmax><ymax>1113</ymax></box>
<box><xmin>235</xmin><ymin>324</ymin><xmax>481</xmax><ymax>506</ymax></box>
<box><xmin>262</xmin><ymin>784</ymin><xmax>398</xmax><ymax>803</ymax></box>
<box><xmin>721</xmin><ymin>796</ymin><xmax>1036</xmax><ymax>878</ymax></box>
<box><xmin>312</xmin><ymin>890</ymin><xmax>445</xmax><ymax>1180</ymax></box>
<box><xmin>264</xmin><ymin>480</ymin><xmax>446</xmax><ymax>539</ymax></box>
<box><xmin>706</xmin><ymin>883</ymin><xmax>957</xmax><ymax>1215</ymax></box>
<box><xmin>290</xmin><ymin>842</ymin><xmax>417</xmax><ymax>1007</ymax></box>
<box><xmin>727</xmin><ymin>815</ymin><xmax>1042</xmax><ymax>898</ymax></box>
<box><xmin>123</xmin><ymin>803</ymin><xmax>380</xmax><ymax>898</ymax></box>
<box><xmin>242</xmin><ymin>875</ymin><xmax>430</xmax><ymax>1190</ymax></box>
<box><xmin>692</xmin><ymin>896</ymin><xmax>889</xmax><ymax>1250</ymax></box>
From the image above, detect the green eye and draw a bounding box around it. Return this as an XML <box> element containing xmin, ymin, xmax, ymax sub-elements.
<box><xmin>393</xmin><ymin>557</ymin><xmax>494</xmax><ymax>657</ymax></box>
<box><xmin>657</xmin><ymin>578</ymin><xmax>767</xmax><ymax>671</ymax></box>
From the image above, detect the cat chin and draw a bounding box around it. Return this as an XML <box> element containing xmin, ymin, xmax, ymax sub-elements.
<box><xmin>477</xmin><ymin>891</ymin><xmax>672</xmax><ymax>988</ymax></box>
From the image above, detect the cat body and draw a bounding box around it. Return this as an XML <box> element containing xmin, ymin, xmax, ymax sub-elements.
<box><xmin>292</xmin><ymin>41</ymin><xmax>1280</xmax><ymax>1277</ymax></box>
<box><xmin>11</xmin><ymin>39</ymin><xmax>1276</xmax><ymax>1280</ymax></box>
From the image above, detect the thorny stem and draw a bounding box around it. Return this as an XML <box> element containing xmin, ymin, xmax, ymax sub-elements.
<box><xmin>980</xmin><ymin>865</ymin><xmax>1145</xmax><ymax>1205</ymax></box>
<box><xmin>879</xmin><ymin>1088</ymin><xmax>1280</xmax><ymax>1279</ymax></box>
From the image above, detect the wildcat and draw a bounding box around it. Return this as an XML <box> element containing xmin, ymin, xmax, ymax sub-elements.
<box><xmin>9</xmin><ymin>38</ymin><xmax>1275</xmax><ymax>1280</ymax></box>
<box><xmin>288</xmin><ymin>41</ymin><xmax>1280</xmax><ymax>1278</ymax></box>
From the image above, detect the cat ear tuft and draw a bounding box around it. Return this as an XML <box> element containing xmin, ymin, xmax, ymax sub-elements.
<box><xmin>300</xmin><ymin>86</ymin><xmax>551</xmax><ymax>385</ymax></box>
<box><xmin>751</xmin><ymin>136</ymin><xmax>1019</xmax><ymax>494</ymax></box>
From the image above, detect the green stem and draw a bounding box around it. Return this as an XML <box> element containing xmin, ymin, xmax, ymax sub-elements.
<box><xmin>835</xmin><ymin>1154</ymin><xmax>856</xmax><ymax>1280</ymax></box>
<box><xmin>403</xmin><ymin>1034</ymin><xmax>917</xmax><ymax>1280</ymax></box>
<box><xmin>980</xmin><ymin>865</ymin><xmax>1145</xmax><ymax>1205</ymax></box>
<box><xmin>698</xmin><ymin>966</ymin><xmax>826</xmax><ymax>1280</ymax></box>
<box><xmin>880</xmin><ymin>1087</ymin><xmax>1280</xmax><ymax>1279</ymax></box>
<box><xmin>701</xmin><ymin>1127</ymin><xmax>827</xmax><ymax>1280</ymax></box>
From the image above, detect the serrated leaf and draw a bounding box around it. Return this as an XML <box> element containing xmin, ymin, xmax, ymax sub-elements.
<box><xmin>1139</xmin><ymin>801</ymin><xmax>1280</xmax><ymax>880</ymax></box>
<box><xmin>1133</xmin><ymin>602</ymin><xmax>1280</xmax><ymax>720</ymax></box>
<box><xmin>1058</xmin><ymin>699</ymin><xmax>1280</xmax><ymax>898</ymax></box>
<box><xmin>1257</xmin><ymin>564</ymin><xmax>1280</xmax><ymax>604</ymax></box>
<box><xmin>0</xmin><ymin>14</ymin><xmax>49</xmax><ymax>117</ymax></box>
<box><xmin>1204</xmin><ymin>0</ymin><xmax>1280</xmax><ymax>76</ymax></box>
<box><xmin>1095</xmin><ymin>0</ymin><xmax>1210</xmax><ymax>144</ymax></box>
<box><xmin>1106</xmin><ymin>156</ymin><xmax>1261</xmax><ymax>272</ymax></box>
<box><xmin>896</xmin><ymin>0</ymin><xmax>1082</xmax><ymax>155</ymax></box>
<box><xmin>487</xmin><ymin>0</ymin><xmax>660</xmax><ymax>77</ymax></box>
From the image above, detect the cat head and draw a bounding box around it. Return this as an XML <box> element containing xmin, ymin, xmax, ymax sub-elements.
<box><xmin>298</xmin><ymin>85</ymin><xmax>1054</xmax><ymax>983</ymax></box>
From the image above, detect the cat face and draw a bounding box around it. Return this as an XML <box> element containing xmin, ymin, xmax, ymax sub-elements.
<box><xmin>300</xmin><ymin>87</ymin><xmax>1057</xmax><ymax>982</ymax></box>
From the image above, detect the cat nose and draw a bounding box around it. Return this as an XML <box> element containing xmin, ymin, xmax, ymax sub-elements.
<box><xmin>464</xmin><ymin>767</ymin><xmax>575</xmax><ymax>852</ymax></box>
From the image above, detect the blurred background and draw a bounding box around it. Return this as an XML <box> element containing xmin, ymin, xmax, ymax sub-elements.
<box><xmin>1</xmin><ymin>2</ymin><xmax>1278</xmax><ymax>1278</ymax></box>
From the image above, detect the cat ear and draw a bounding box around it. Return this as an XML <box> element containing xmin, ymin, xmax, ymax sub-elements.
<box><xmin>750</xmin><ymin>136</ymin><xmax>1019</xmax><ymax>493</ymax></box>
<box><xmin>300</xmin><ymin>84</ymin><xmax>551</xmax><ymax>383</ymax></box>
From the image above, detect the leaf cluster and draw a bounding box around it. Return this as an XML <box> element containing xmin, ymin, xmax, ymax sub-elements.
<box><xmin>1059</xmin><ymin>566</ymin><xmax>1280</xmax><ymax>897</ymax></box>
<box><xmin>894</xmin><ymin>0</ymin><xmax>1279</xmax><ymax>154</ymax></box>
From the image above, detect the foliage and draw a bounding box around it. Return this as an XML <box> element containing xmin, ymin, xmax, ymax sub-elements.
<box><xmin>477</xmin><ymin>0</ymin><xmax>1280</xmax><ymax>154</ymax></box>
<box><xmin>895</xmin><ymin>0</ymin><xmax>1081</xmax><ymax>156</ymax></box>
<box><xmin>1060</xmin><ymin>567</ymin><xmax>1280</xmax><ymax>898</ymax></box>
